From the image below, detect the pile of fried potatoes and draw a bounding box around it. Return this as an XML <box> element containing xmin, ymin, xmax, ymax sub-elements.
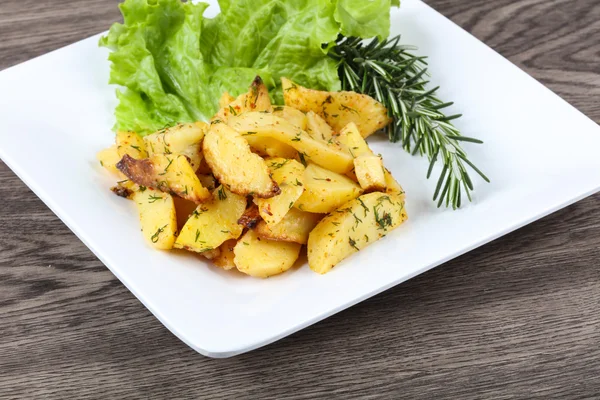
<box><xmin>97</xmin><ymin>77</ymin><xmax>407</xmax><ymax>277</ymax></box>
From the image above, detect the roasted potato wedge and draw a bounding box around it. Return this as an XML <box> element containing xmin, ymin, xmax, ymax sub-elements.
<box><xmin>213</xmin><ymin>239</ymin><xmax>237</xmax><ymax>270</ymax></box>
<box><xmin>132</xmin><ymin>188</ymin><xmax>177</xmax><ymax>250</ymax></box>
<box><xmin>354</xmin><ymin>155</ymin><xmax>386</xmax><ymax>192</ymax></box>
<box><xmin>203</xmin><ymin>122</ymin><xmax>280</xmax><ymax>198</ymax></box>
<box><xmin>116</xmin><ymin>131</ymin><xmax>148</xmax><ymax>159</ymax></box>
<box><xmin>117</xmin><ymin>154</ymin><xmax>211</xmax><ymax>203</ymax></box>
<box><xmin>255</xmin><ymin>158</ymin><xmax>305</xmax><ymax>226</ymax></box>
<box><xmin>255</xmin><ymin>208</ymin><xmax>322</xmax><ymax>245</ymax></box>
<box><xmin>282</xmin><ymin>78</ymin><xmax>391</xmax><ymax>138</ymax></box>
<box><xmin>213</xmin><ymin>76</ymin><xmax>272</xmax><ymax>122</ymax></box>
<box><xmin>306</xmin><ymin>111</ymin><xmax>334</xmax><ymax>141</ymax></box>
<box><xmin>273</xmin><ymin>105</ymin><xmax>307</xmax><ymax>130</ymax></box>
<box><xmin>227</xmin><ymin>112</ymin><xmax>353</xmax><ymax>174</ymax></box>
<box><xmin>174</xmin><ymin>186</ymin><xmax>246</xmax><ymax>253</ymax></box>
<box><xmin>308</xmin><ymin>192</ymin><xmax>407</xmax><ymax>274</ymax></box>
<box><xmin>234</xmin><ymin>229</ymin><xmax>302</xmax><ymax>278</ymax></box>
<box><xmin>294</xmin><ymin>163</ymin><xmax>363</xmax><ymax>213</ymax></box>
<box><xmin>143</xmin><ymin>122</ymin><xmax>206</xmax><ymax>171</ymax></box>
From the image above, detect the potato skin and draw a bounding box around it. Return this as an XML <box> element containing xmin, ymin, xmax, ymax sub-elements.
<box><xmin>116</xmin><ymin>154</ymin><xmax>211</xmax><ymax>203</ymax></box>
<box><xmin>307</xmin><ymin>192</ymin><xmax>407</xmax><ymax>274</ymax></box>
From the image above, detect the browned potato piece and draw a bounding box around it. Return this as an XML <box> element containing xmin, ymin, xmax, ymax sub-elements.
<box><xmin>308</xmin><ymin>192</ymin><xmax>407</xmax><ymax>274</ymax></box>
<box><xmin>116</xmin><ymin>131</ymin><xmax>148</xmax><ymax>159</ymax></box>
<box><xmin>116</xmin><ymin>154</ymin><xmax>211</xmax><ymax>203</ymax></box>
<box><xmin>213</xmin><ymin>239</ymin><xmax>237</xmax><ymax>270</ymax></box>
<box><xmin>143</xmin><ymin>122</ymin><xmax>206</xmax><ymax>171</ymax></box>
<box><xmin>234</xmin><ymin>230</ymin><xmax>302</xmax><ymax>278</ymax></box>
<box><xmin>213</xmin><ymin>76</ymin><xmax>272</xmax><ymax>122</ymax></box>
<box><xmin>174</xmin><ymin>186</ymin><xmax>247</xmax><ymax>253</ymax></box>
<box><xmin>203</xmin><ymin>122</ymin><xmax>280</xmax><ymax>198</ymax></box>
<box><xmin>237</xmin><ymin>204</ymin><xmax>262</xmax><ymax>230</ymax></box>
<box><xmin>282</xmin><ymin>78</ymin><xmax>391</xmax><ymax>138</ymax></box>
<box><xmin>227</xmin><ymin>113</ymin><xmax>354</xmax><ymax>174</ymax></box>
<box><xmin>255</xmin><ymin>208</ymin><xmax>322</xmax><ymax>245</ymax></box>
<box><xmin>306</xmin><ymin>111</ymin><xmax>334</xmax><ymax>141</ymax></box>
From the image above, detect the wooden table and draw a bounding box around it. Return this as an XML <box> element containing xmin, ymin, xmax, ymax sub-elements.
<box><xmin>1</xmin><ymin>0</ymin><xmax>599</xmax><ymax>398</ymax></box>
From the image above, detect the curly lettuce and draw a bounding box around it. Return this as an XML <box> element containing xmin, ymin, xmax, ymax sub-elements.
<box><xmin>100</xmin><ymin>0</ymin><xmax>398</xmax><ymax>135</ymax></box>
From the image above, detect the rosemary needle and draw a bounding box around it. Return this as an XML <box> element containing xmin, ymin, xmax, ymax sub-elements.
<box><xmin>329</xmin><ymin>35</ymin><xmax>489</xmax><ymax>209</ymax></box>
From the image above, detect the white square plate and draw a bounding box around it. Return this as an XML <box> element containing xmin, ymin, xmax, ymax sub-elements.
<box><xmin>1</xmin><ymin>0</ymin><xmax>599</xmax><ymax>358</ymax></box>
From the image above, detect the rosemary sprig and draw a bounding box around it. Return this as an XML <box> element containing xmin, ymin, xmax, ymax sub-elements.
<box><xmin>329</xmin><ymin>35</ymin><xmax>489</xmax><ymax>209</ymax></box>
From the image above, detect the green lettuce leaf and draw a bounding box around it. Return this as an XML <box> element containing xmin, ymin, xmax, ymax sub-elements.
<box><xmin>101</xmin><ymin>0</ymin><xmax>398</xmax><ymax>135</ymax></box>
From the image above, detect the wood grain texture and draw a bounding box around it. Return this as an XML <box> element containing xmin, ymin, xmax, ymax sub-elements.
<box><xmin>1</xmin><ymin>0</ymin><xmax>599</xmax><ymax>398</ymax></box>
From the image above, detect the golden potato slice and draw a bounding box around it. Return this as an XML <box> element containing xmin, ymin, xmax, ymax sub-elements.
<box><xmin>116</xmin><ymin>131</ymin><xmax>148</xmax><ymax>159</ymax></box>
<box><xmin>282</xmin><ymin>78</ymin><xmax>391</xmax><ymax>138</ymax></box>
<box><xmin>174</xmin><ymin>186</ymin><xmax>246</xmax><ymax>253</ymax></box>
<box><xmin>308</xmin><ymin>192</ymin><xmax>408</xmax><ymax>274</ymax></box>
<box><xmin>213</xmin><ymin>76</ymin><xmax>272</xmax><ymax>122</ymax></box>
<box><xmin>294</xmin><ymin>163</ymin><xmax>363</xmax><ymax>213</ymax></box>
<box><xmin>143</xmin><ymin>122</ymin><xmax>206</xmax><ymax>171</ymax></box>
<box><xmin>97</xmin><ymin>145</ymin><xmax>122</xmax><ymax>175</ymax></box>
<box><xmin>273</xmin><ymin>106</ymin><xmax>307</xmax><ymax>130</ymax></box>
<box><xmin>255</xmin><ymin>208</ymin><xmax>322</xmax><ymax>245</ymax></box>
<box><xmin>213</xmin><ymin>239</ymin><xmax>237</xmax><ymax>270</ymax></box>
<box><xmin>354</xmin><ymin>155</ymin><xmax>386</xmax><ymax>192</ymax></box>
<box><xmin>117</xmin><ymin>154</ymin><xmax>211</xmax><ymax>203</ymax></box>
<box><xmin>234</xmin><ymin>229</ymin><xmax>302</xmax><ymax>278</ymax></box>
<box><xmin>227</xmin><ymin>112</ymin><xmax>353</xmax><ymax>174</ymax></box>
<box><xmin>255</xmin><ymin>158</ymin><xmax>305</xmax><ymax>226</ymax></box>
<box><xmin>306</xmin><ymin>111</ymin><xmax>334</xmax><ymax>141</ymax></box>
<box><xmin>132</xmin><ymin>188</ymin><xmax>177</xmax><ymax>250</ymax></box>
<box><xmin>203</xmin><ymin>122</ymin><xmax>280</xmax><ymax>198</ymax></box>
